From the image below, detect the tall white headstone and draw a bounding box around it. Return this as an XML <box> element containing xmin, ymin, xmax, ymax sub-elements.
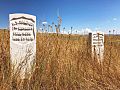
<box><xmin>9</xmin><ymin>13</ymin><xmax>36</xmax><ymax>78</ymax></box>
<box><xmin>89</xmin><ymin>31</ymin><xmax>104</xmax><ymax>63</ymax></box>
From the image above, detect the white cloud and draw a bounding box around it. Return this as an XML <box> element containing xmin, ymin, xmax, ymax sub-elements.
<box><xmin>95</xmin><ymin>27</ymin><xmax>100</xmax><ymax>30</ymax></box>
<box><xmin>42</xmin><ymin>22</ymin><xmax>48</xmax><ymax>24</ymax></box>
<box><xmin>81</xmin><ymin>28</ymin><xmax>92</xmax><ymax>35</ymax></box>
<box><xmin>62</xmin><ymin>28</ymin><xmax>93</xmax><ymax>35</ymax></box>
<box><xmin>113</xmin><ymin>18</ymin><xmax>117</xmax><ymax>21</ymax></box>
<box><xmin>64</xmin><ymin>31</ymin><xmax>69</xmax><ymax>34</ymax></box>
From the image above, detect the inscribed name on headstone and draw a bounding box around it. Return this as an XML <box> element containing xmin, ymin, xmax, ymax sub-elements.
<box><xmin>9</xmin><ymin>13</ymin><xmax>36</xmax><ymax>78</ymax></box>
<box><xmin>90</xmin><ymin>31</ymin><xmax>104</xmax><ymax>62</ymax></box>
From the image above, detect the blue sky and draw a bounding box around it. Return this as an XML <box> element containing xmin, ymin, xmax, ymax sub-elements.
<box><xmin>0</xmin><ymin>0</ymin><xmax>120</xmax><ymax>33</ymax></box>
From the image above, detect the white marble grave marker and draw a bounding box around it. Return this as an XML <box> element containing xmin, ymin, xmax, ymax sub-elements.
<box><xmin>9</xmin><ymin>13</ymin><xmax>36</xmax><ymax>78</ymax></box>
<box><xmin>89</xmin><ymin>31</ymin><xmax>104</xmax><ymax>63</ymax></box>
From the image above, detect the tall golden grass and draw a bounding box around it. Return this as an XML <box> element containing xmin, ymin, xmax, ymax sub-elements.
<box><xmin>0</xmin><ymin>30</ymin><xmax>120</xmax><ymax>90</ymax></box>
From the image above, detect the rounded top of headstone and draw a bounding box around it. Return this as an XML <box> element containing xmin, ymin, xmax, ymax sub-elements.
<box><xmin>9</xmin><ymin>13</ymin><xmax>36</xmax><ymax>45</ymax></box>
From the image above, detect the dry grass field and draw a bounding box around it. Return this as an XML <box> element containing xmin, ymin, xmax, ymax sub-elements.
<box><xmin>0</xmin><ymin>29</ymin><xmax>120</xmax><ymax>90</ymax></box>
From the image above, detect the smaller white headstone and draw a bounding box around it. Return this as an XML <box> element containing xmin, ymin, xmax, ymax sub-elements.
<box><xmin>89</xmin><ymin>31</ymin><xmax>104</xmax><ymax>63</ymax></box>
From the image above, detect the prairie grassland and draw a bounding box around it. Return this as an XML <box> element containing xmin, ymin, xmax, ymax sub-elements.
<box><xmin>0</xmin><ymin>30</ymin><xmax>120</xmax><ymax>90</ymax></box>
